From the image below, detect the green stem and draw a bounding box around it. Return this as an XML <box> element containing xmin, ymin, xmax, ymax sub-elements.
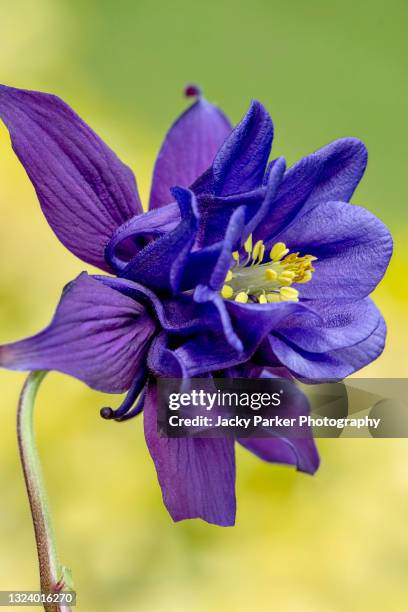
<box><xmin>17</xmin><ymin>372</ymin><xmax>73</xmax><ymax>612</ymax></box>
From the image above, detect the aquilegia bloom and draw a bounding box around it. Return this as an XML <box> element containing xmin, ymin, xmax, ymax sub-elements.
<box><xmin>0</xmin><ymin>84</ymin><xmax>392</xmax><ymax>526</ymax></box>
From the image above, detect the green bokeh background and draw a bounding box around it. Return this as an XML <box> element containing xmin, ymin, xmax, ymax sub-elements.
<box><xmin>1</xmin><ymin>1</ymin><xmax>408</xmax><ymax>610</ymax></box>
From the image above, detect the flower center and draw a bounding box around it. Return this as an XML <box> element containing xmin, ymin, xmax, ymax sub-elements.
<box><xmin>221</xmin><ymin>235</ymin><xmax>317</xmax><ymax>304</ymax></box>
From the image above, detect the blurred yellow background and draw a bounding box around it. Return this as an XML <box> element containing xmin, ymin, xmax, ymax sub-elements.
<box><xmin>1</xmin><ymin>1</ymin><xmax>408</xmax><ymax>610</ymax></box>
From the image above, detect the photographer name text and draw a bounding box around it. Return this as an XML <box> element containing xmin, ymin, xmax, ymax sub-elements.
<box><xmin>167</xmin><ymin>414</ymin><xmax>381</xmax><ymax>430</ymax></box>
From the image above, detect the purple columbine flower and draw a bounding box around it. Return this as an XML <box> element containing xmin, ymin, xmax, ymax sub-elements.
<box><xmin>0</xmin><ymin>84</ymin><xmax>392</xmax><ymax>526</ymax></box>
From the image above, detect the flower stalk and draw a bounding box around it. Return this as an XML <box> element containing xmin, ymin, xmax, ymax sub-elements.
<box><xmin>17</xmin><ymin>371</ymin><xmax>72</xmax><ymax>612</ymax></box>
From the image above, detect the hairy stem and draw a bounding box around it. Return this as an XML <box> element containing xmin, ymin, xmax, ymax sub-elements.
<box><xmin>17</xmin><ymin>372</ymin><xmax>72</xmax><ymax>612</ymax></box>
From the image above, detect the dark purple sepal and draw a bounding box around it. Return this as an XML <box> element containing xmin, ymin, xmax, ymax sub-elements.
<box><xmin>193</xmin><ymin>285</ymin><xmax>243</xmax><ymax>352</ymax></box>
<box><xmin>239</xmin><ymin>436</ymin><xmax>319</xmax><ymax>475</ymax></box>
<box><xmin>105</xmin><ymin>202</ymin><xmax>180</xmax><ymax>272</ymax></box>
<box><xmin>239</xmin><ymin>369</ymin><xmax>319</xmax><ymax>475</ymax></box>
<box><xmin>256</xmin><ymin>138</ymin><xmax>368</xmax><ymax>243</ymax></box>
<box><xmin>149</xmin><ymin>96</ymin><xmax>232</xmax><ymax>210</ymax></box>
<box><xmin>276</xmin><ymin>297</ymin><xmax>382</xmax><ymax>353</ymax></box>
<box><xmin>152</xmin><ymin>300</ymin><xmax>305</xmax><ymax>377</ymax></box>
<box><xmin>0</xmin><ymin>273</ymin><xmax>155</xmax><ymax>392</ymax></box>
<box><xmin>144</xmin><ymin>381</ymin><xmax>237</xmax><ymax>526</ymax></box>
<box><xmin>270</xmin><ymin>316</ymin><xmax>387</xmax><ymax>382</ymax></box>
<box><xmin>195</xmin><ymin>188</ymin><xmax>264</xmax><ymax>247</ymax></box>
<box><xmin>122</xmin><ymin>187</ymin><xmax>199</xmax><ymax>292</ymax></box>
<box><xmin>95</xmin><ymin>275</ymin><xmax>239</xmax><ymax>339</ymax></box>
<box><xmin>193</xmin><ymin>157</ymin><xmax>285</xmax><ymax>249</ymax></box>
<box><xmin>212</xmin><ymin>100</ymin><xmax>273</xmax><ymax>196</ymax></box>
<box><xmin>0</xmin><ymin>84</ymin><xmax>143</xmax><ymax>271</ymax></box>
<box><xmin>242</xmin><ymin>156</ymin><xmax>286</xmax><ymax>239</ymax></box>
<box><xmin>208</xmin><ymin>207</ymin><xmax>246</xmax><ymax>290</ymax></box>
<box><xmin>271</xmin><ymin>200</ymin><xmax>393</xmax><ymax>299</ymax></box>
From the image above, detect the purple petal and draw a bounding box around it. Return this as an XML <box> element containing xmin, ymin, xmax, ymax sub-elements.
<box><xmin>0</xmin><ymin>273</ymin><xmax>155</xmax><ymax>392</ymax></box>
<box><xmin>262</xmin><ymin>158</ymin><xmax>282</xmax><ymax>185</ymax></box>
<box><xmin>96</xmin><ymin>275</ymin><xmax>237</xmax><ymax>338</ymax></box>
<box><xmin>239</xmin><ymin>437</ymin><xmax>319</xmax><ymax>475</ymax></box>
<box><xmin>194</xmin><ymin>285</ymin><xmax>243</xmax><ymax>352</ymax></box>
<box><xmin>208</xmin><ymin>207</ymin><xmax>246</xmax><ymax>290</ymax></box>
<box><xmin>149</xmin><ymin>300</ymin><xmax>305</xmax><ymax>377</ymax></box>
<box><xmin>180</xmin><ymin>166</ymin><xmax>284</xmax><ymax>289</ymax></box>
<box><xmin>0</xmin><ymin>85</ymin><xmax>143</xmax><ymax>271</ymax></box>
<box><xmin>149</xmin><ymin>96</ymin><xmax>232</xmax><ymax>210</ymax></box>
<box><xmin>243</xmin><ymin>157</ymin><xmax>286</xmax><ymax>238</ymax></box>
<box><xmin>277</xmin><ymin>298</ymin><xmax>382</xmax><ymax>353</ymax></box>
<box><xmin>148</xmin><ymin>333</ymin><xmax>188</xmax><ymax>377</ymax></box>
<box><xmin>257</xmin><ymin>138</ymin><xmax>368</xmax><ymax>242</ymax></box>
<box><xmin>195</xmin><ymin>188</ymin><xmax>264</xmax><ymax>247</ymax></box>
<box><xmin>297</xmin><ymin>138</ymin><xmax>367</xmax><ymax>207</ymax></box>
<box><xmin>105</xmin><ymin>202</ymin><xmax>180</xmax><ymax>272</ymax></box>
<box><xmin>213</xmin><ymin>100</ymin><xmax>273</xmax><ymax>196</ymax></box>
<box><xmin>194</xmin><ymin>157</ymin><xmax>285</xmax><ymax>249</ymax></box>
<box><xmin>144</xmin><ymin>381</ymin><xmax>236</xmax><ymax>526</ymax></box>
<box><xmin>122</xmin><ymin>188</ymin><xmax>199</xmax><ymax>292</ymax></box>
<box><xmin>270</xmin><ymin>315</ymin><xmax>386</xmax><ymax>381</ymax></box>
<box><xmin>177</xmin><ymin>243</ymin><xmax>224</xmax><ymax>290</ymax></box>
<box><xmin>238</xmin><ymin>368</ymin><xmax>319</xmax><ymax>474</ymax></box>
<box><xmin>272</xmin><ymin>201</ymin><xmax>393</xmax><ymax>299</ymax></box>
<box><xmin>178</xmin><ymin>167</ymin><xmax>283</xmax><ymax>289</ymax></box>
<box><xmin>226</xmin><ymin>300</ymin><xmax>305</xmax><ymax>359</ymax></box>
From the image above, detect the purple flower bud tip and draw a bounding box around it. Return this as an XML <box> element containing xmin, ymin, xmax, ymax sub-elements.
<box><xmin>184</xmin><ymin>84</ymin><xmax>202</xmax><ymax>98</ymax></box>
<box><xmin>100</xmin><ymin>406</ymin><xmax>114</xmax><ymax>419</ymax></box>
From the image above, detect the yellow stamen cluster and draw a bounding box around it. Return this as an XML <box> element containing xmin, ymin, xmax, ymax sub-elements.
<box><xmin>221</xmin><ymin>236</ymin><xmax>316</xmax><ymax>304</ymax></box>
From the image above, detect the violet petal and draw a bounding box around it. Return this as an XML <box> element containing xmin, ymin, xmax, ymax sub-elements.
<box><xmin>149</xmin><ymin>97</ymin><xmax>231</xmax><ymax>209</ymax></box>
<box><xmin>144</xmin><ymin>381</ymin><xmax>236</xmax><ymax>526</ymax></box>
<box><xmin>0</xmin><ymin>84</ymin><xmax>143</xmax><ymax>271</ymax></box>
<box><xmin>0</xmin><ymin>273</ymin><xmax>155</xmax><ymax>392</ymax></box>
<box><xmin>213</xmin><ymin>100</ymin><xmax>273</xmax><ymax>196</ymax></box>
